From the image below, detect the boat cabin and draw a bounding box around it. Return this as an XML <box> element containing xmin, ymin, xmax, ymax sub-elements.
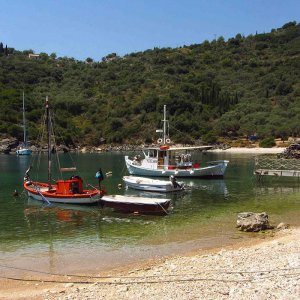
<box><xmin>56</xmin><ymin>176</ymin><xmax>83</xmax><ymax>194</ymax></box>
<box><xmin>141</xmin><ymin>147</ymin><xmax>195</xmax><ymax>170</ymax></box>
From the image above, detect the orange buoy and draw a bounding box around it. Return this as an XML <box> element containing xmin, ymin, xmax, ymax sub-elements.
<box><xmin>160</xmin><ymin>145</ymin><xmax>170</xmax><ymax>150</ymax></box>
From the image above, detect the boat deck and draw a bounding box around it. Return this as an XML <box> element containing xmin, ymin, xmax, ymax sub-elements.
<box><xmin>255</xmin><ymin>169</ymin><xmax>300</xmax><ymax>177</ymax></box>
<box><xmin>254</xmin><ymin>157</ymin><xmax>300</xmax><ymax>178</ymax></box>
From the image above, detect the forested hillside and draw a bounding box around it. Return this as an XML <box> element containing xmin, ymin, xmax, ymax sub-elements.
<box><xmin>0</xmin><ymin>21</ymin><xmax>299</xmax><ymax>146</ymax></box>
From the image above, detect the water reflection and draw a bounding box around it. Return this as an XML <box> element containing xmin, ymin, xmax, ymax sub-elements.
<box><xmin>1</xmin><ymin>152</ymin><xmax>300</xmax><ymax>276</ymax></box>
<box><xmin>122</xmin><ymin>179</ymin><xmax>229</xmax><ymax>197</ymax></box>
<box><xmin>254</xmin><ymin>179</ymin><xmax>300</xmax><ymax>195</ymax></box>
<box><xmin>182</xmin><ymin>179</ymin><xmax>229</xmax><ymax>196</ymax></box>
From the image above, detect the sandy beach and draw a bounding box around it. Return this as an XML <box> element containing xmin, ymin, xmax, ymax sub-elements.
<box><xmin>0</xmin><ymin>227</ymin><xmax>299</xmax><ymax>300</ymax></box>
<box><xmin>210</xmin><ymin>147</ymin><xmax>285</xmax><ymax>154</ymax></box>
<box><xmin>0</xmin><ymin>145</ymin><xmax>298</xmax><ymax>300</ymax></box>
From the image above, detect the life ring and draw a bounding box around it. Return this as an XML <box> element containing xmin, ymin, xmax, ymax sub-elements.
<box><xmin>160</xmin><ymin>145</ymin><xmax>170</xmax><ymax>150</ymax></box>
<box><xmin>166</xmin><ymin>138</ymin><xmax>171</xmax><ymax>143</ymax></box>
<box><xmin>157</xmin><ymin>138</ymin><xmax>163</xmax><ymax>143</ymax></box>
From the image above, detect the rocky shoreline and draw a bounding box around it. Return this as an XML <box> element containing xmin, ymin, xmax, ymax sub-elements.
<box><xmin>0</xmin><ymin>137</ymin><xmax>288</xmax><ymax>155</ymax></box>
<box><xmin>0</xmin><ymin>227</ymin><xmax>299</xmax><ymax>300</ymax></box>
<box><xmin>0</xmin><ymin>137</ymin><xmax>146</xmax><ymax>154</ymax></box>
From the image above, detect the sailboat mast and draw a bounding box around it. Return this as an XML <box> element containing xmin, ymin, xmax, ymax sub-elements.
<box><xmin>163</xmin><ymin>105</ymin><xmax>167</xmax><ymax>144</ymax></box>
<box><xmin>46</xmin><ymin>97</ymin><xmax>52</xmax><ymax>189</ymax></box>
<box><xmin>22</xmin><ymin>92</ymin><xmax>26</xmax><ymax>144</ymax></box>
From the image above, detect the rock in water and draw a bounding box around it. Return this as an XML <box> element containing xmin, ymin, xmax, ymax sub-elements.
<box><xmin>236</xmin><ymin>212</ymin><xmax>274</xmax><ymax>232</ymax></box>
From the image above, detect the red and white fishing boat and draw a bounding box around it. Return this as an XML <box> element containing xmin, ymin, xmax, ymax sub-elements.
<box><xmin>125</xmin><ymin>105</ymin><xmax>229</xmax><ymax>178</ymax></box>
<box><xmin>23</xmin><ymin>97</ymin><xmax>105</xmax><ymax>205</ymax></box>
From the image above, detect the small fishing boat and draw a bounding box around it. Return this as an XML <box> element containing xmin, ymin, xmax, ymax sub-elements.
<box><xmin>16</xmin><ymin>92</ymin><xmax>32</xmax><ymax>155</ymax></box>
<box><xmin>123</xmin><ymin>175</ymin><xmax>184</xmax><ymax>192</ymax></box>
<box><xmin>23</xmin><ymin>97</ymin><xmax>105</xmax><ymax>205</ymax></box>
<box><xmin>125</xmin><ymin>105</ymin><xmax>229</xmax><ymax>178</ymax></box>
<box><xmin>100</xmin><ymin>195</ymin><xmax>171</xmax><ymax>214</ymax></box>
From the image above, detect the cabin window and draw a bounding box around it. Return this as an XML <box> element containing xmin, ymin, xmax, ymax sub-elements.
<box><xmin>71</xmin><ymin>182</ymin><xmax>79</xmax><ymax>194</ymax></box>
<box><xmin>149</xmin><ymin>150</ymin><xmax>157</xmax><ymax>158</ymax></box>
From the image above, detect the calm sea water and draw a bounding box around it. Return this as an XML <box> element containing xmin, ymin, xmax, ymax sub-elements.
<box><xmin>0</xmin><ymin>152</ymin><xmax>299</xmax><ymax>277</ymax></box>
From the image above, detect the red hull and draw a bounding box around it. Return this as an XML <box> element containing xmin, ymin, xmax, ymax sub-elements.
<box><xmin>24</xmin><ymin>180</ymin><xmax>104</xmax><ymax>204</ymax></box>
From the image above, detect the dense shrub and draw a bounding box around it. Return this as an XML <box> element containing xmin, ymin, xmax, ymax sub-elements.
<box><xmin>259</xmin><ymin>137</ymin><xmax>276</xmax><ymax>148</ymax></box>
<box><xmin>0</xmin><ymin>21</ymin><xmax>299</xmax><ymax>145</ymax></box>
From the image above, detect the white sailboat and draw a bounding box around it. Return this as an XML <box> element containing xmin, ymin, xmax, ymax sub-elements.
<box><xmin>125</xmin><ymin>105</ymin><xmax>229</xmax><ymax>178</ymax></box>
<box><xmin>16</xmin><ymin>92</ymin><xmax>32</xmax><ymax>155</ymax></box>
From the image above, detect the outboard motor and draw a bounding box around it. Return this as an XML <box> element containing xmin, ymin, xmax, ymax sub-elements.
<box><xmin>170</xmin><ymin>175</ymin><xmax>180</xmax><ymax>188</ymax></box>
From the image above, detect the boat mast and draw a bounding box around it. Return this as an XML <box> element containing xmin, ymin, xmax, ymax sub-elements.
<box><xmin>163</xmin><ymin>105</ymin><xmax>167</xmax><ymax>144</ymax></box>
<box><xmin>22</xmin><ymin>91</ymin><xmax>26</xmax><ymax>145</ymax></box>
<box><xmin>46</xmin><ymin>96</ymin><xmax>52</xmax><ymax>190</ymax></box>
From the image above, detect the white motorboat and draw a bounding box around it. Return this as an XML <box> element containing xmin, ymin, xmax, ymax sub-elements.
<box><xmin>125</xmin><ymin>105</ymin><xmax>229</xmax><ymax>178</ymax></box>
<box><xmin>123</xmin><ymin>175</ymin><xmax>184</xmax><ymax>192</ymax></box>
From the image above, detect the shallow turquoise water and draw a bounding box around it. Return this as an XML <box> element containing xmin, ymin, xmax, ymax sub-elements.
<box><xmin>0</xmin><ymin>152</ymin><xmax>299</xmax><ymax>276</ymax></box>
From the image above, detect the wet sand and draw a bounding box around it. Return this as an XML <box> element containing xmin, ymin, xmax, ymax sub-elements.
<box><xmin>0</xmin><ymin>227</ymin><xmax>299</xmax><ymax>300</ymax></box>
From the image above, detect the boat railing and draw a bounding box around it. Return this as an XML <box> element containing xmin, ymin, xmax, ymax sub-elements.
<box><xmin>146</xmin><ymin>158</ymin><xmax>157</xmax><ymax>164</ymax></box>
<box><xmin>60</xmin><ymin>167</ymin><xmax>77</xmax><ymax>172</ymax></box>
<box><xmin>160</xmin><ymin>163</ymin><xmax>195</xmax><ymax>170</ymax></box>
<box><xmin>207</xmin><ymin>160</ymin><xmax>228</xmax><ymax>165</ymax></box>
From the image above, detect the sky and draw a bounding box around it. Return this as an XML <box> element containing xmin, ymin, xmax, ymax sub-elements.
<box><xmin>0</xmin><ymin>0</ymin><xmax>299</xmax><ymax>61</ymax></box>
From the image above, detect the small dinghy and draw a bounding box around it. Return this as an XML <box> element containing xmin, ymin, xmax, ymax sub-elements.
<box><xmin>123</xmin><ymin>175</ymin><xmax>184</xmax><ymax>192</ymax></box>
<box><xmin>100</xmin><ymin>195</ymin><xmax>171</xmax><ymax>214</ymax></box>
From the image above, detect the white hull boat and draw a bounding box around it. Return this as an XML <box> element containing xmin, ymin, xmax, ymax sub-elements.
<box><xmin>100</xmin><ymin>195</ymin><xmax>170</xmax><ymax>214</ymax></box>
<box><xmin>17</xmin><ymin>148</ymin><xmax>32</xmax><ymax>155</ymax></box>
<box><xmin>124</xmin><ymin>105</ymin><xmax>228</xmax><ymax>178</ymax></box>
<box><xmin>123</xmin><ymin>176</ymin><xmax>184</xmax><ymax>192</ymax></box>
<box><xmin>17</xmin><ymin>92</ymin><xmax>32</xmax><ymax>156</ymax></box>
<box><xmin>125</xmin><ymin>157</ymin><xmax>228</xmax><ymax>178</ymax></box>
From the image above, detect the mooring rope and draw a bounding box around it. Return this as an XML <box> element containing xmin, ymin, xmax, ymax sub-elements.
<box><xmin>0</xmin><ymin>264</ymin><xmax>299</xmax><ymax>280</ymax></box>
<box><xmin>0</xmin><ymin>273</ymin><xmax>299</xmax><ymax>285</ymax></box>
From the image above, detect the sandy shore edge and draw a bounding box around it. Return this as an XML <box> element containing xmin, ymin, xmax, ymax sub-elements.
<box><xmin>209</xmin><ymin>147</ymin><xmax>285</xmax><ymax>154</ymax></box>
<box><xmin>1</xmin><ymin>227</ymin><xmax>299</xmax><ymax>300</ymax></box>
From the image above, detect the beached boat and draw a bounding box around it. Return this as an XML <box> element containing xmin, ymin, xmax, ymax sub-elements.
<box><xmin>123</xmin><ymin>175</ymin><xmax>184</xmax><ymax>192</ymax></box>
<box><xmin>23</xmin><ymin>97</ymin><xmax>105</xmax><ymax>205</ymax></box>
<box><xmin>16</xmin><ymin>92</ymin><xmax>32</xmax><ymax>155</ymax></box>
<box><xmin>125</xmin><ymin>105</ymin><xmax>229</xmax><ymax>178</ymax></box>
<box><xmin>100</xmin><ymin>195</ymin><xmax>170</xmax><ymax>214</ymax></box>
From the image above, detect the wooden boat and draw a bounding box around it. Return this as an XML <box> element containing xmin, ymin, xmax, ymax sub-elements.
<box><xmin>100</xmin><ymin>195</ymin><xmax>171</xmax><ymax>214</ymax></box>
<box><xmin>16</xmin><ymin>92</ymin><xmax>32</xmax><ymax>155</ymax></box>
<box><xmin>123</xmin><ymin>175</ymin><xmax>184</xmax><ymax>192</ymax></box>
<box><xmin>125</xmin><ymin>105</ymin><xmax>229</xmax><ymax>178</ymax></box>
<box><xmin>23</xmin><ymin>97</ymin><xmax>105</xmax><ymax>205</ymax></box>
<box><xmin>24</xmin><ymin>177</ymin><xmax>103</xmax><ymax>205</ymax></box>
